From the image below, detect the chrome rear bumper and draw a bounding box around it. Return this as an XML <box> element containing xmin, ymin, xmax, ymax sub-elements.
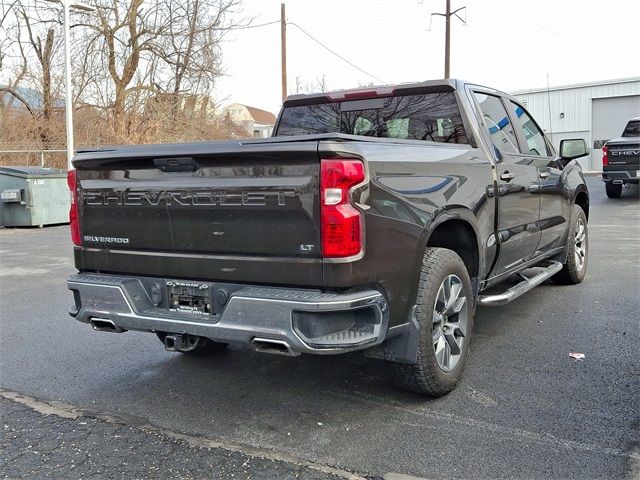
<box><xmin>67</xmin><ymin>273</ymin><xmax>389</xmax><ymax>355</ymax></box>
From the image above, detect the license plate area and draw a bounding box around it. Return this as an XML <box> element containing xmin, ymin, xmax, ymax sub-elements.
<box><xmin>167</xmin><ymin>281</ymin><xmax>212</xmax><ymax>315</ymax></box>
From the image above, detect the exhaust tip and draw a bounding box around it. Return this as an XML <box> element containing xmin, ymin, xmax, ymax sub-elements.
<box><xmin>90</xmin><ymin>318</ymin><xmax>125</xmax><ymax>333</ymax></box>
<box><xmin>251</xmin><ymin>337</ymin><xmax>299</xmax><ymax>356</ymax></box>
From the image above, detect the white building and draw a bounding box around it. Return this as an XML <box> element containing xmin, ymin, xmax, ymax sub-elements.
<box><xmin>221</xmin><ymin>103</ymin><xmax>277</xmax><ymax>138</ymax></box>
<box><xmin>512</xmin><ymin>77</ymin><xmax>640</xmax><ymax>171</ymax></box>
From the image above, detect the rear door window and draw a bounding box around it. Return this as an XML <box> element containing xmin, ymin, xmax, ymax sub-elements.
<box><xmin>472</xmin><ymin>92</ymin><xmax>519</xmax><ymax>155</ymax></box>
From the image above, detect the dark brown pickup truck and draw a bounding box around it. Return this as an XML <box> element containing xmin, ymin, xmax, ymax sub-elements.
<box><xmin>67</xmin><ymin>79</ymin><xmax>591</xmax><ymax>396</ymax></box>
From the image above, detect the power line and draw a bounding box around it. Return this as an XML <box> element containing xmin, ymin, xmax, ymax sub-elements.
<box><xmin>287</xmin><ymin>22</ymin><xmax>385</xmax><ymax>84</ymax></box>
<box><xmin>229</xmin><ymin>19</ymin><xmax>280</xmax><ymax>30</ymax></box>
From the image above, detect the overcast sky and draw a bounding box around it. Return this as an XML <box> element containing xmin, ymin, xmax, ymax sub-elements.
<box><xmin>215</xmin><ymin>0</ymin><xmax>640</xmax><ymax>115</ymax></box>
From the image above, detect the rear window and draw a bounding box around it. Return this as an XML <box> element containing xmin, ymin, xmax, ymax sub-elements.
<box><xmin>622</xmin><ymin>120</ymin><xmax>640</xmax><ymax>137</ymax></box>
<box><xmin>276</xmin><ymin>92</ymin><xmax>468</xmax><ymax>144</ymax></box>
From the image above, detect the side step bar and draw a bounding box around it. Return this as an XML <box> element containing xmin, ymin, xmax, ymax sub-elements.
<box><xmin>479</xmin><ymin>261</ymin><xmax>563</xmax><ymax>307</ymax></box>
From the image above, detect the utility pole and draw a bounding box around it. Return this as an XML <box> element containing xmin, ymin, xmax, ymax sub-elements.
<box><xmin>431</xmin><ymin>0</ymin><xmax>465</xmax><ymax>79</ymax></box>
<box><xmin>43</xmin><ymin>0</ymin><xmax>94</xmax><ymax>170</ymax></box>
<box><xmin>280</xmin><ymin>3</ymin><xmax>287</xmax><ymax>102</ymax></box>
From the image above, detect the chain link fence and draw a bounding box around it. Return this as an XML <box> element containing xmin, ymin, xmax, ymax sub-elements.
<box><xmin>0</xmin><ymin>149</ymin><xmax>67</xmax><ymax>169</ymax></box>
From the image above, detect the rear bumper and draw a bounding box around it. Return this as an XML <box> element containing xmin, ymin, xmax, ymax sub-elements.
<box><xmin>602</xmin><ymin>170</ymin><xmax>639</xmax><ymax>184</ymax></box>
<box><xmin>67</xmin><ymin>273</ymin><xmax>389</xmax><ymax>355</ymax></box>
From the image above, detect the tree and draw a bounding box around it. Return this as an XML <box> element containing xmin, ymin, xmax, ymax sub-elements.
<box><xmin>74</xmin><ymin>0</ymin><xmax>161</xmax><ymax>140</ymax></box>
<box><xmin>0</xmin><ymin>0</ymin><xmax>250</xmax><ymax>167</ymax></box>
<box><xmin>72</xmin><ymin>0</ymin><xmax>247</xmax><ymax>142</ymax></box>
<box><xmin>0</xmin><ymin>2</ymin><xmax>28</xmax><ymax>111</ymax></box>
<box><xmin>20</xmin><ymin>5</ymin><xmax>57</xmax><ymax>145</ymax></box>
<box><xmin>156</xmin><ymin>0</ymin><xmax>243</xmax><ymax>131</ymax></box>
<box><xmin>0</xmin><ymin>1</ymin><xmax>63</xmax><ymax>148</ymax></box>
<box><xmin>292</xmin><ymin>74</ymin><xmax>328</xmax><ymax>95</ymax></box>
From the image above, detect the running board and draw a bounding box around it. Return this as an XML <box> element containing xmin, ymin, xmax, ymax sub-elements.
<box><xmin>479</xmin><ymin>261</ymin><xmax>563</xmax><ymax>307</ymax></box>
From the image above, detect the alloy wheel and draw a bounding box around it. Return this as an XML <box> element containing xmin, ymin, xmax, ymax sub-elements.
<box><xmin>574</xmin><ymin>217</ymin><xmax>587</xmax><ymax>271</ymax></box>
<box><xmin>432</xmin><ymin>274</ymin><xmax>468</xmax><ymax>372</ymax></box>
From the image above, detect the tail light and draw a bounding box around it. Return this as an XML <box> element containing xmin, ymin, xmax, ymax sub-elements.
<box><xmin>320</xmin><ymin>158</ymin><xmax>365</xmax><ymax>258</ymax></box>
<box><xmin>602</xmin><ymin>145</ymin><xmax>609</xmax><ymax>166</ymax></box>
<box><xmin>67</xmin><ymin>169</ymin><xmax>81</xmax><ymax>245</ymax></box>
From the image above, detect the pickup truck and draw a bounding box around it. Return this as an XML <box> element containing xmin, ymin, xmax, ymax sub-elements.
<box><xmin>67</xmin><ymin>79</ymin><xmax>590</xmax><ymax>396</ymax></box>
<box><xmin>602</xmin><ymin>117</ymin><xmax>640</xmax><ymax>198</ymax></box>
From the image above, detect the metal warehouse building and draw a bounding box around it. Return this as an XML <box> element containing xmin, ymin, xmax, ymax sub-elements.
<box><xmin>512</xmin><ymin>77</ymin><xmax>640</xmax><ymax>172</ymax></box>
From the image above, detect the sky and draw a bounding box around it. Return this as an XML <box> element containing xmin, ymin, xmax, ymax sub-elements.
<box><xmin>215</xmin><ymin>0</ymin><xmax>640</xmax><ymax>115</ymax></box>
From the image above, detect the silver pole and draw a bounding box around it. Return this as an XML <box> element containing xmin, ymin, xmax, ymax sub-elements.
<box><xmin>63</xmin><ymin>0</ymin><xmax>74</xmax><ymax>171</ymax></box>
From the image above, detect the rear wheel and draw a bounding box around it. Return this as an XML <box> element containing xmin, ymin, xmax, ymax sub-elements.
<box><xmin>552</xmin><ymin>204</ymin><xmax>588</xmax><ymax>285</ymax></box>
<box><xmin>393</xmin><ymin>247</ymin><xmax>474</xmax><ymax>396</ymax></box>
<box><xmin>605</xmin><ymin>182</ymin><xmax>622</xmax><ymax>198</ymax></box>
<box><xmin>156</xmin><ymin>332</ymin><xmax>228</xmax><ymax>355</ymax></box>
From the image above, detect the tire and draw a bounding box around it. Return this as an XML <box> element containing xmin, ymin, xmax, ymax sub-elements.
<box><xmin>156</xmin><ymin>332</ymin><xmax>228</xmax><ymax>355</ymax></box>
<box><xmin>393</xmin><ymin>247</ymin><xmax>474</xmax><ymax>396</ymax></box>
<box><xmin>605</xmin><ymin>182</ymin><xmax>622</xmax><ymax>198</ymax></box>
<box><xmin>552</xmin><ymin>204</ymin><xmax>588</xmax><ymax>285</ymax></box>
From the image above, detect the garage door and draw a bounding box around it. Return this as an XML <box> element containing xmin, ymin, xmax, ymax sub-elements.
<box><xmin>592</xmin><ymin>95</ymin><xmax>640</xmax><ymax>170</ymax></box>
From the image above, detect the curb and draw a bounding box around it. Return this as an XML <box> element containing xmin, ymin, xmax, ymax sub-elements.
<box><xmin>0</xmin><ymin>388</ymin><xmax>368</xmax><ymax>480</ymax></box>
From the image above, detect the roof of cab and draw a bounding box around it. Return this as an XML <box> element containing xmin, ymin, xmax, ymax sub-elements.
<box><xmin>282</xmin><ymin>79</ymin><xmax>512</xmax><ymax>107</ymax></box>
<box><xmin>283</xmin><ymin>79</ymin><xmax>459</xmax><ymax>106</ymax></box>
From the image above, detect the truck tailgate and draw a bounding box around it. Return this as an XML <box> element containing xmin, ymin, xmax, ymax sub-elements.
<box><xmin>73</xmin><ymin>141</ymin><xmax>322</xmax><ymax>286</ymax></box>
<box><xmin>606</xmin><ymin>141</ymin><xmax>640</xmax><ymax>170</ymax></box>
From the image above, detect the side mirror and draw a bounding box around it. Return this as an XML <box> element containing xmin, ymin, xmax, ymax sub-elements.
<box><xmin>559</xmin><ymin>139</ymin><xmax>588</xmax><ymax>160</ymax></box>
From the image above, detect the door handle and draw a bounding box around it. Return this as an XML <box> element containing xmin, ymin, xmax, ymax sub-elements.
<box><xmin>539</xmin><ymin>171</ymin><xmax>550</xmax><ymax>179</ymax></box>
<box><xmin>500</xmin><ymin>171</ymin><xmax>515</xmax><ymax>182</ymax></box>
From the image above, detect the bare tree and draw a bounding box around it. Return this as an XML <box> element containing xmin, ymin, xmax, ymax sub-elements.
<box><xmin>161</xmin><ymin>0</ymin><xmax>244</xmax><ymax>91</ymax></box>
<box><xmin>1</xmin><ymin>3</ymin><xmax>30</xmax><ymax>110</ymax></box>
<box><xmin>0</xmin><ymin>2</ymin><xmax>63</xmax><ymax>148</ymax></box>
<box><xmin>155</xmin><ymin>0</ymin><xmax>245</xmax><ymax>132</ymax></box>
<box><xmin>1</xmin><ymin>0</ymin><xmax>251</xmax><ymax>165</ymax></box>
<box><xmin>0</xmin><ymin>0</ymin><xmax>20</xmax><ymax>71</ymax></box>
<box><xmin>74</xmin><ymin>0</ymin><xmax>167</xmax><ymax>140</ymax></box>
<box><xmin>20</xmin><ymin>7</ymin><xmax>57</xmax><ymax>142</ymax></box>
<box><xmin>292</xmin><ymin>74</ymin><xmax>329</xmax><ymax>95</ymax></box>
<box><xmin>74</xmin><ymin>0</ymin><xmax>246</xmax><ymax>142</ymax></box>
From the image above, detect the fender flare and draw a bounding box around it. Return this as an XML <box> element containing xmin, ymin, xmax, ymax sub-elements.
<box><xmin>418</xmin><ymin>206</ymin><xmax>486</xmax><ymax>278</ymax></box>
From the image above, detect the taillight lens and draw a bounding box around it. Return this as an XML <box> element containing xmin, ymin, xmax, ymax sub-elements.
<box><xmin>602</xmin><ymin>145</ymin><xmax>609</xmax><ymax>167</ymax></box>
<box><xmin>67</xmin><ymin>169</ymin><xmax>81</xmax><ymax>245</ymax></box>
<box><xmin>320</xmin><ymin>159</ymin><xmax>365</xmax><ymax>258</ymax></box>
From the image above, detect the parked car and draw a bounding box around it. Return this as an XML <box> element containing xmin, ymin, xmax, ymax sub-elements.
<box><xmin>66</xmin><ymin>79</ymin><xmax>590</xmax><ymax>396</ymax></box>
<box><xmin>602</xmin><ymin>117</ymin><xmax>640</xmax><ymax>198</ymax></box>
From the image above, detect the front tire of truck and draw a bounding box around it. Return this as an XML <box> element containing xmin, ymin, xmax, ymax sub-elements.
<box><xmin>552</xmin><ymin>204</ymin><xmax>588</xmax><ymax>285</ymax></box>
<box><xmin>393</xmin><ymin>248</ymin><xmax>474</xmax><ymax>397</ymax></box>
<box><xmin>156</xmin><ymin>332</ymin><xmax>228</xmax><ymax>355</ymax></box>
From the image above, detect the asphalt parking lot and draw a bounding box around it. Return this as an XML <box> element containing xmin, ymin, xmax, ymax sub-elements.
<box><xmin>1</xmin><ymin>176</ymin><xmax>639</xmax><ymax>479</ymax></box>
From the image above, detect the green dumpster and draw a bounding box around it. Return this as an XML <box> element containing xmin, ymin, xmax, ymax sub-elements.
<box><xmin>0</xmin><ymin>167</ymin><xmax>70</xmax><ymax>227</ymax></box>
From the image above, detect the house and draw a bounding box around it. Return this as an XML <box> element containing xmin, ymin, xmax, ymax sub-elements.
<box><xmin>221</xmin><ymin>103</ymin><xmax>277</xmax><ymax>138</ymax></box>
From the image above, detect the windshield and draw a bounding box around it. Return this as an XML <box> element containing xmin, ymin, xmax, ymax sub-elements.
<box><xmin>276</xmin><ymin>92</ymin><xmax>468</xmax><ymax>144</ymax></box>
<box><xmin>622</xmin><ymin>120</ymin><xmax>640</xmax><ymax>137</ymax></box>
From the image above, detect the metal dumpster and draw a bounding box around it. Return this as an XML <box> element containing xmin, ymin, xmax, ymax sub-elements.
<box><xmin>0</xmin><ymin>167</ymin><xmax>70</xmax><ymax>227</ymax></box>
